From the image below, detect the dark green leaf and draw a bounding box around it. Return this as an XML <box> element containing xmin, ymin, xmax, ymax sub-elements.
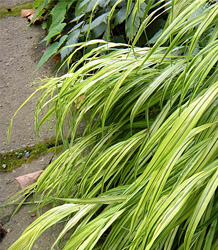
<box><xmin>60</xmin><ymin>30</ymin><xmax>81</xmax><ymax>60</ymax></box>
<box><xmin>42</xmin><ymin>23</ymin><xmax>66</xmax><ymax>45</ymax></box>
<box><xmin>36</xmin><ymin>35</ymin><xmax>67</xmax><ymax>70</ymax></box>
<box><xmin>126</xmin><ymin>12</ymin><xmax>140</xmax><ymax>39</ymax></box>
<box><xmin>70</xmin><ymin>13</ymin><xmax>85</xmax><ymax>23</ymax></box>
<box><xmin>92</xmin><ymin>23</ymin><xmax>107</xmax><ymax>37</ymax></box>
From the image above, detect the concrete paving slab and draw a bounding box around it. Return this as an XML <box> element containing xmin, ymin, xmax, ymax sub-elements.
<box><xmin>0</xmin><ymin>16</ymin><xmax>55</xmax><ymax>153</ymax></box>
<box><xmin>0</xmin><ymin>13</ymin><xmax>66</xmax><ymax>250</ymax></box>
<box><xmin>0</xmin><ymin>0</ymin><xmax>33</xmax><ymax>9</ymax></box>
<box><xmin>0</xmin><ymin>153</ymin><xmax>65</xmax><ymax>250</ymax></box>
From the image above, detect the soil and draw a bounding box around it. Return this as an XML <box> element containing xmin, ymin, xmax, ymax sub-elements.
<box><xmin>0</xmin><ymin>1</ymin><xmax>64</xmax><ymax>249</ymax></box>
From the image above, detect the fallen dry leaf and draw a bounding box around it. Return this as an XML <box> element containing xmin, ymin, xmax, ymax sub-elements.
<box><xmin>20</xmin><ymin>9</ymin><xmax>36</xmax><ymax>18</ymax></box>
<box><xmin>74</xmin><ymin>95</ymin><xmax>86</xmax><ymax>109</ymax></box>
<box><xmin>21</xmin><ymin>9</ymin><xmax>43</xmax><ymax>24</ymax></box>
<box><xmin>28</xmin><ymin>14</ymin><xmax>43</xmax><ymax>24</ymax></box>
<box><xmin>0</xmin><ymin>224</ymin><xmax>7</xmax><ymax>242</ymax></box>
<box><xmin>30</xmin><ymin>212</ymin><xmax>36</xmax><ymax>217</ymax></box>
<box><xmin>53</xmin><ymin>54</ymin><xmax>61</xmax><ymax>64</ymax></box>
<box><xmin>15</xmin><ymin>170</ymin><xmax>43</xmax><ymax>189</ymax></box>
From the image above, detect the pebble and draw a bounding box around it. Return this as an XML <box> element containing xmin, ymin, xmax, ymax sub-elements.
<box><xmin>5</xmin><ymin>178</ymin><xmax>11</xmax><ymax>184</ymax></box>
<box><xmin>2</xmin><ymin>164</ymin><xmax>7</xmax><ymax>169</ymax></box>
<box><xmin>24</xmin><ymin>151</ymin><xmax>30</xmax><ymax>158</ymax></box>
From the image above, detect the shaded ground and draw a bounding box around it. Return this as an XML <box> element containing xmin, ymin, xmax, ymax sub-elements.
<box><xmin>0</xmin><ymin>2</ymin><xmax>65</xmax><ymax>249</ymax></box>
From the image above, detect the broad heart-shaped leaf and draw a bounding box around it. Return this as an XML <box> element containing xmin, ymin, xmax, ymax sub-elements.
<box><xmin>36</xmin><ymin>35</ymin><xmax>67</xmax><ymax>71</ymax></box>
<box><xmin>60</xmin><ymin>30</ymin><xmax>81</xmax><ymax>60</ymax></box>
<box><xmin>42</xmin><ymin>23</ymin><xmax>66</xmax><ymax>45</ymax></box>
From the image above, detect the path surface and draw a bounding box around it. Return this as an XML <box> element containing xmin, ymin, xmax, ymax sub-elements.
<box><xmin>0</xmin><ymin>0</ymin><xmax>31</xmax><ymax>9</ymax></box>
<box><xmin>0</xmin><ymin>2</ymin><xmax>63</xmax><ymax>249</ymax></box>
<box><xmin>0</xmin><ymin>16</ymin><xmax>55</xmax><ymax>153</ymax></box>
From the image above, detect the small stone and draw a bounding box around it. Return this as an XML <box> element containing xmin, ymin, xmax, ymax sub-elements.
<box><xmin>2</xmin><ymin>164</ymin><xmax>7</xmax><ymax>169</ymax></box>
<box><xmin>5</xmin><ymin>178</ymin><xmax>11</xmax><ymax>184</ymax></box>
<box><xmin>24</xmin><ymin>151</ymin><xmax>30</xmax><ymax>158</ymax></box>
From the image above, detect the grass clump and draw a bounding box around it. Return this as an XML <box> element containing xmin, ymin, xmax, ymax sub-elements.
<box><xmin>6</xmin><ymin>0</ymin><xmax>218</xmax><ymax>250</ymax></box>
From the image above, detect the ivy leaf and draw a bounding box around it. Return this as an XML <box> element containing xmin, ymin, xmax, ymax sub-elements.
<box><xmin>60</xmin><ymin>30</ymin><xmax>81</xmax><ymax>60</ymax></box>
<box><xmin>36</xmin><ymin>35</ymin><xmax>67</xmax><ymax>71</ymax></box>
<box><xmin>42</xmin><ymin>23</ymin><xmax>66</xmax><ymax>45</ymax></box>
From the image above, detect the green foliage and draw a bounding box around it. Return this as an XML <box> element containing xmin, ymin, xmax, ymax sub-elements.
<box><xmin>7</xmin><ymin>0</ymin><xmax>218</xmax><ymax>249</ymax></box>
<box><xmin>33</xmin><ymin>0</ymin><xmax>168</xmax><ymax>68</ymax></box>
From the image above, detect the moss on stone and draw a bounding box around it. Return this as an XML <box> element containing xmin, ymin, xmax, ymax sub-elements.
<box><xmin>0</xmin><ymin>138</ymin><xmax>63</xmax><ymax>172</ymax></box>
<box><xmin>0</xmin><ymin>2</ymin><xmax>33</xmax><ymax>18</ymax></box>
